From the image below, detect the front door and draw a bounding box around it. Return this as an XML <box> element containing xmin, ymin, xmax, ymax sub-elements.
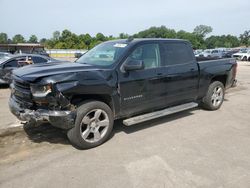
<box><xmin>118</xmin><ymin>43</ymin><xmax>165</xmax><ymax>117</ymax></box>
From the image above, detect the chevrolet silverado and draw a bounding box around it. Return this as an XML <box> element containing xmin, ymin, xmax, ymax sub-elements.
<box><xmin>9</xmin><ymin>39</ymin><xmax>237</xmax><ymax>149</ymax></box>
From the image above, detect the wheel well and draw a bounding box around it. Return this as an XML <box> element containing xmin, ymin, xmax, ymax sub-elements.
<box><xmin>70</xmin><ymin>94</ymin><xmax>114</xmax><ymax>112</ymax></box>
<box><xmin>211</xmin><ymin>75</ymin><xmax>227</xmax><ymax>86</ymax></box>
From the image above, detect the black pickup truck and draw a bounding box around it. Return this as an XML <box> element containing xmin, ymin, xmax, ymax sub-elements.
<box><xmin>9</xmin><ymin>39</ymin><xmax>237</xmax><ymax>149</ymax></box>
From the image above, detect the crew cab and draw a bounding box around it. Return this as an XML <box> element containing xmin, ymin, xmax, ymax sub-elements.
<box><xmin>9</xmin><ymin>39</ymin><xmax>237</xmax><ymax>149</ymax></box>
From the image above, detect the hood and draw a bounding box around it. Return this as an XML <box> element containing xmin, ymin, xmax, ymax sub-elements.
<box><xmin>13</xmin><ymin>62</ymin><xmax>105</xmax><ymax>82</ymax></box>
<box><xmin>233</xmin><ymin>52</ymin><xmax>246</xmax><ymax>56</ymax></box>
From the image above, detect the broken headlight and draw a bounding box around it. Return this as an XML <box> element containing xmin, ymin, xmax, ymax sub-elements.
<box><xmin>30</xmin><ymin>84</ymin><xmax>52</xmax><ymax>97</ymax></box>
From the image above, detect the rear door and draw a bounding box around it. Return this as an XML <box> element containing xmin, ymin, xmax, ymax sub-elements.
<box><xmin>160</xmin><ymin>41</ymin><xmax>199</xmax><ymax>105</ymax></box>
<box><xmin>118</xmin><ymin>42</ymin><xmax>166</xmax><ymax>116</ymax></box>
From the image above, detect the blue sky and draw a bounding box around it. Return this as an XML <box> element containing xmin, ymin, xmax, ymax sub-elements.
<box><xmin>0</xmin><ymin>0</ymin><xmax>249</xmax><ymax>39</ymax></box>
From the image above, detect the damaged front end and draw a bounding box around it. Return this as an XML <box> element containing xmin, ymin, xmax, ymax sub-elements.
<box><xmin>9</xmin><ymin>76</ymin><xmax>76</xmax><ymax>129</ymax></box>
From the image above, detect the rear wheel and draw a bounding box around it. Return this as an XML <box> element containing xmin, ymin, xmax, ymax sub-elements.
<box><xmin>201</xmin><ymin>81</ymin><xmax>225</xmax><ymax>110</ymax></box>
<box><xmin>242</xmin><ymin>56</ymin><xmax>247</xmax><ymax>61</ymax></box>
<box><xmin>67</xmin><ymin>101</ymin><xmax>114</xmax><ymax>149</ymax></box>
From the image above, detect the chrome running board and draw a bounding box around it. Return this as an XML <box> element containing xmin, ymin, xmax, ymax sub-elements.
<box><xmin>123</xmin><ymin>102</ymin><xmax>198</xmax><ymax>126</ymax></box>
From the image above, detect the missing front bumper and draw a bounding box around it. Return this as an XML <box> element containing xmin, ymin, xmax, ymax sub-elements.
<box><xmin>9</xmin><ymin>97</ymin><xmax>76</xmax><ymax>129</ymax></box>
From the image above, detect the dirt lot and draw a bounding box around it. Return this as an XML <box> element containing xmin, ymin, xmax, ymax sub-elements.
<box><xmin>0</xmin><ymin>61</ymin><xmax>250</xmax><ymax>188</ymax></box>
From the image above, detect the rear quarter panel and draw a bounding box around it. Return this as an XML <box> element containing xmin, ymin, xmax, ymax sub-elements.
<box><xmin>197</xmin><ymin>58</ymin><xmax>236</xmax><ymax>99</ymax></box>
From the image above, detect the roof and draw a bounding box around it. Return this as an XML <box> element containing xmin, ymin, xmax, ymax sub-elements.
<box><xmin>105</xmin><ymin>38</ymin><xmax>189</xmax><ymax>44</ymax></box>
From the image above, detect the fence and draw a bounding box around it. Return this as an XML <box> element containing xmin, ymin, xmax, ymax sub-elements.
<box><xmin>46</xmin><ymin>49</ymin><xmax>87</xmax><ymax>58</ymax></box>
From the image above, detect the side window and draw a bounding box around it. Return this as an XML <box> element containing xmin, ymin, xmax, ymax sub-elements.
<box><xmin>16</xmin><ymin>56</ymin><xmax>33</xmax><ymax>66</ymax></box>
<box><xmin>163</xmin><ymin>42</ymin><xmax>194</xmax><ymax>66</ymax></box>
<box><xmin>4</xmin><ymin>60</ymin><xmax>18</xmax><ymax>68</ymax></box>
<box><xmin>126</xmin><ymin>43</ymin><xmax>161</xmax><ymax>69</ymax></box>
<box><xmin>32</xmin><ymin>56</ymin><xmax>47</xmax><ymax>63</ymax></box>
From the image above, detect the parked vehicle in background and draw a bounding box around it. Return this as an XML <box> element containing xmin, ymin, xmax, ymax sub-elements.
<box><xmin>0</xmin><ymin>54</ymin><xmax>64</xmax><ymax>84</ymax></box>
<box><xmin>232</xmin><ymin>49</ymin><xmax>250</xmax><ymax>61</ymax></box>
<box><xmin>194</xmin><ymin>49</ymin><xmax>203</xmax><ymax>57</ymax></box>
<box><xmin>200</xmin><ymin>49</ymin><xmax>224</xmax><ymax>58</ymax></box>
<box><xmin>32</xmin><ymin>49</ymin><xmax>50</xmax><ymax>57</ymax></box>
<box><xmin>9</xmin><ymin>39</ymin><xmax>237</xmax><ymax>149</ymax></box>
<box><xmin>0</xmin><ymin>52</ymin><xmax>13</xmax><ymax>63</ymax></box>
<box><xmin>223</xmin><ymin>49</ymin><xmax>240</xmax><ymax>58</ymax></box>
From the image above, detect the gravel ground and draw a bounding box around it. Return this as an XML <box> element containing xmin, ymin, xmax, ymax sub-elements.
<box><xmin>0</xmin><ymin>85</ymin><xmax>20</xmax><ymax>131</ymax></box>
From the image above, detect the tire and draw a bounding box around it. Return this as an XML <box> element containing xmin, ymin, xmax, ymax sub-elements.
<box><xmin>67</xmin><ymin>101</ymin><xmax>114</xmax><ymax>149</ymax></box>
<box><xmin>242</xmin><ymin>56</ymin><xmax>247</xmax><ymax>61</ymax></box>
<box><xmin>248</xmin><ymin>57</ymin><xmax>250</xmax><ymax>62</ymax></box>
<box><xmin>201</xmin><ymin>81</ymin><xmax>225</xmax><ymax>111</ymax></box>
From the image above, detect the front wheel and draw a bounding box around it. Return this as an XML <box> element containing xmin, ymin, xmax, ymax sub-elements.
<box><xmin>201</xmin><ymin>81</ymin><xmax>225</xmax><ymax>111</ymax></box>
<box><xmin>67</xmin><ymin>101</ymin><xmax>114</xmax><ymax>149</ymax></box>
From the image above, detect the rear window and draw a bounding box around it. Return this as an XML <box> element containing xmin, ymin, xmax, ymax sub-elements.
<box><xmin>162</xmin><ymin>42</ymin><xmax>194</xmax><ymax>66</ymax></box>
<box><xmin>32</xmin><ymin>56</ymin><xmax>47</xmax><ymax>63</ymax></box>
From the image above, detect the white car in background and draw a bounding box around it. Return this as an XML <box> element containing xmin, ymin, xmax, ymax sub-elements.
<box><xmin>232</xmin><ymin>49</ymin><xmax>250</xmax><ymax>61</ymax></box>
<box><xmin>194</xmin><ymin>49</ymin><xmax>203</xmax><ymax>57</ymax></box>
<box><xmin>200</xmin><ymin>49</ymin><xmax>224</xmax><ymax>58</ymax></box>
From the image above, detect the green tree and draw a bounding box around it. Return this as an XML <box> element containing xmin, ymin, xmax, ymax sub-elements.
<box><xmin>0</xmin><ymin>33</ymin><xmax>8</xmax><ymax>43</ymax></box>
<box><xmin>205</xmin><ymin>35</ymin><xmax>240</xmax><ymax>49</ymax></box>
<box><xmin>82</xmin><ymin>34</ymin><xmax>92</xmax><ymax>49</ymax></box>
<box><xmin>53</xmin><ymin>31</ymin><xmax>60</xmax><ymax>41</ymax></box>
<box><xmin>133</xmin><ymin>26</ymin><xmax>176</xmax><ymax>38</ymax></box>
<box><xmin>240</xmin><ymin>30</ymin><xmax>250</xmax><ymax>46</ymax></box>
<box><xmin>45</xmin><ymin>39</ymin><xmax>55</xmax><ymax>48</ymax></box>
<box><xmin>39</xmin><ymin>38</ymin><xmax>47</xmax><ymax>44</ymax></box>
<box><xmin>193</xmin><ymin>25</ymin><xmax>213</xmax><ymax>38</ymax></box>
<box><xmin>12</xmin><ymin>34</ymin><xmax>25</xmax><ymax>43</ymax></box>
<box><xmin>60</xmin><ymin>29</ymin><xmax>72</xmax><ymax>42</ymax></box>
<box><xmin>78</xmin><ymin>34</ymin><xmax>89</xmax><ymax>49</ymax></box>
<box><xmin>76</xmin><ymin>41</ymin><xmax>88</xmax><ymax>49</ymax></box>
<box><xmin>61</xmin><ymin>30</ymin><xmax>82</xmax><ymax>48</ymax></box>
<box><xmin>89</xmin><ymin>40</ymin><xmax>102</xmax><ymax>49</ymax></box>
<box><xmin>119</xmin><ymin>33</ymin><xmax>129</xmax><ymax>39</ymax></box>
<box><xmin>28</xmin><ymin>35</ymin><xmax>38</xmax><ymax>43</ymax></box>
<box><xmin>54</xmin><ymin>42</ymin><xmax>67</xmax><ymax>49</ymax></box>
<box><xmin>177</xmin><ymin>30</ymin><xmax>205</xmax><ymax>49</ymax></box>
<box><xmin>96</xmin><ymin>33</ymin><xmax>106</xmax><ymax>41</ymax></box>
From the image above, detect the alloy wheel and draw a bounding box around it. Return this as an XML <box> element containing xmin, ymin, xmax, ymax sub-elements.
<box><xmin>80</xmin><ymin>109</ymin><xmax>110</xmax><ymax>143</ymax></box>
<box><xmin>211</xmin><ymin>86</ymin><xmax>224</xmax><ymax>107</ymax></box>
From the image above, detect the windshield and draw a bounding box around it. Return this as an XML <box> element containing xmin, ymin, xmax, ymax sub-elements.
<box><xmin>76</xmin><ymin>41</ymin><xmax>128</xmax><ymax>66</ymax></box>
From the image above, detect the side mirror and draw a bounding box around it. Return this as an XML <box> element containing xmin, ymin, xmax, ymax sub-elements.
<box><xmin>123</xmin><ymin>60</ymin><xmax>144</xmax><ymax>72</ymax></box>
